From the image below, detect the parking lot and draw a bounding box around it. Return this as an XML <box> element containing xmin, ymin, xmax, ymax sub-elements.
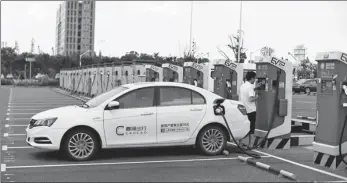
<box><xmin>1</xmin><ymin>86</ymin><xmax>347</xmax><ymax>182</ymax></box>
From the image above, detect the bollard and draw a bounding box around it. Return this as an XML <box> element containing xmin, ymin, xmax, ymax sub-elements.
<box><xmin>238</xmin><ymin>156</ymin><xmax>297</xmax><ymax>180</ymax></box>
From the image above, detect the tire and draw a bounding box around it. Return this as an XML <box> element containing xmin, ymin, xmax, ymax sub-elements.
<box><xmin>305</xmin><ymin>88</ymin><xmax>311</xmax><ymax>95</ymax></box>
<box><xmin>61</xmin><ymin>128</ymin><xmax>100</xmax><ymax>161</ymax></box>
<box><xmin>197</xmin><ymin>125</ymin><xmax>227</xmax><ymax>156</ymax></box>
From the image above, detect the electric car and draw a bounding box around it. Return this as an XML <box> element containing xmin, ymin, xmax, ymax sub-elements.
<box><xmin>26</xmin><ymin>82</ymin><xmax>250</xmax><ymax>161</ymax></box>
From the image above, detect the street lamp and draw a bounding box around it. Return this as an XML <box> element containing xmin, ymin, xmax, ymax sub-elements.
<box><xmin>79</xmin><ymin>50</ymin><xmax>94</xmax><ymax>67</ymax></box>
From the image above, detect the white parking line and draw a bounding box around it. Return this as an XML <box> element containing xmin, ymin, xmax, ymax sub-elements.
<box><xmin>8</xmin><ymin>108</ymin><xmax>53</xmax><ymax>110</ymax></box>
<box><xmin>2</xmin><ymin>145</ymin><xmax>33</xmax><ymax>151</ymax></box>
<box><xmin>7</xmin><ymin>113</ymin><xmax>36</xmax><ymax>115</ymax></box>
<box><xmin>5</xmin><ymin>124</ymin><xmax>27</xmax><ymax>127</ymax></box>
<box><xmin>3</xmin><ymin>133</ymin><xmax>26</xmax><ymax>137</ymax></box>
<box><xmin>6</xmin><ymin>118</ymin><xmax>30</xmax><ymax>120</ymax></box>
<box><xmin>1</xmin><ymin>155</ymin><xmax>270</xmax><ymax>171</ymax></box>
<box><xmin>253</xmin><ymin>149</ymin><xmax>347</xmax><ymax>181</ymax></box>
<box><xmin>295</xmin><ymin>101</ymin><xmax>315</xmax><ymax>104</ymax></box>
<box><xmin>8</xmin><ymin>109</ymin><xmax>45</xmax><ymax>111</ymax></box>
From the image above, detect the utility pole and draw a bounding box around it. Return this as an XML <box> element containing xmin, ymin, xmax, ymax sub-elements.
<box><xmin>238</xmin><ymin>1</ymin><xmax>243</xmax><ymax>63</ymax></box>
<box><xmin>189</xmin><ymin>1</ymin><xmax>194</xmax><ymax>54</ymax></box>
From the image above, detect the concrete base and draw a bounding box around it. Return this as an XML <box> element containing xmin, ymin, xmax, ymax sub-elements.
<box><xmin>314</xmin><ymin>151</ymin><xmax>347</xmax><ymax>170</ymax></box>
<box><xmin>240</xmin><ymin>133</ymin><xmax>314</xmax><ymax>149</ymax></box>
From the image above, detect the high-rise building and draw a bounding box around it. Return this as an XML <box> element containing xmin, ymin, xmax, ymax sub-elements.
<box><xmin>55</xmin><ymin>0</ymin><xmax>95</xmax><ymax>57</ymax></box>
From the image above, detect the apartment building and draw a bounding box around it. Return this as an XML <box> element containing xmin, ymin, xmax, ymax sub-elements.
<box><xmin>55</xmin><ymin>0</ymin><xmax>95</xmax><ymax>57</ymax></box>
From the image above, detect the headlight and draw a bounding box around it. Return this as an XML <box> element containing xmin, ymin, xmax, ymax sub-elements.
<box><xmin>33</xmin><ymin>118</ymin><xmax>58</xmax><ymax>127</ymax></box>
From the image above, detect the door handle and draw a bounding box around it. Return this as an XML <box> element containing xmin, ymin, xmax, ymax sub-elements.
<box><xmin>190</xmin><ymin>108</ymin><xmax>203</xmax><ymax>111</ymax></box>
<box><xmin>141</xmin><ymin>112</ymin><xmax>154</xmax><ymax>116</ymax></box>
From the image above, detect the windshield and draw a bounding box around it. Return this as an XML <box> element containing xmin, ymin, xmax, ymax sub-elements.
<box><xmin>84</xmin><ymin>86</ymin><xmax>129</xmax><ymax>108</ymax></box>
<box><xmin>296</xmin><ymin>79</ymin><xmax>308</xmax><ymax>84</ymax></box>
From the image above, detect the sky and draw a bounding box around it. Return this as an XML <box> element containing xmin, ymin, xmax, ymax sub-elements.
<box><xmin>1</xmin><ymin>1</ymin><xmax>347</xmax><ymax>65</ymax></box>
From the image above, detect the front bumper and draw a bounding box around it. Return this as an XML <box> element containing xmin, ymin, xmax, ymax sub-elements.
<box><xmin>26</xmin><ymin>126</ymin><xmax>66</xmax><ymax>150</ymax></box>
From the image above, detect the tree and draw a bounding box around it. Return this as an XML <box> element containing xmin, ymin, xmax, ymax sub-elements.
<box><xmin>218</xmin><ymin>33</ymin><xmax>247</xmax><ymax>63</ymax></box>
<box><xmin>14</xmin><ymin>41</ymin><xmax>19</xmax><ymax>54</ymax></box>
<box><xmin>181</xmin><ymin>40</ymin><xmax>209</xmax><ymax>64</ymax></box>
<box><xmin>1</xmin><ymin>47</ymin><xmax>18</xmax><ymax>76</ymax></box>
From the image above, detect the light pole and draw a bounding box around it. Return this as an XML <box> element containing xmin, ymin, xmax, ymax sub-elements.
<box><xmin>237</xmin><ymin>1</ymin><xmax>243</xmax><ymax>63</ymax></box>
<box><xmin>189</xmin><ymin>1</ymin><xmax>194</xmax><ymax>53</ymax></box>
<box><xmin>79</xmin><ymin>50</ymin><xmax>93</xmax><ymax>67</ymax></box>
<box><xmin>0</xmin><ymin>53</ymin><xmax>2</xmax><ymax>86</ymax></box>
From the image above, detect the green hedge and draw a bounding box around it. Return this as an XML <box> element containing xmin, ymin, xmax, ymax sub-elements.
<box><xmin>1</xmin><ymin>79</ymin><xmax>59</xmax><ymax>87</ymax></box>
<box><xmin>1</xmin><ymin>79</ymin><xmax>14</xmax><ymax>85</ymax></box>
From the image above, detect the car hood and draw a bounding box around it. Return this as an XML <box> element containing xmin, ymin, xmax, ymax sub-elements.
<box><xmin>31</xmin><ymin>105</ymin><xmax>88</xmax><ymax>120</ymax></box>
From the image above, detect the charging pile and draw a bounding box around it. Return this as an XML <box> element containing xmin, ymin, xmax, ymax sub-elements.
<box><xmin>312</xmin><ymin>52</ymin><xmax>347</xmax><ymax>170</ymax></box>
<box><xmin>213</xmin><ymin>98</ymin><xmax>297</xmax><ymax>181</ymax></box>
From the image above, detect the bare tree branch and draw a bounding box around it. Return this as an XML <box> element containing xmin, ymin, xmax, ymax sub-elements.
<box><xmin>217</xmin><ymin>46</ymin><xmax>230</xmax><ymax>60</ymax></box>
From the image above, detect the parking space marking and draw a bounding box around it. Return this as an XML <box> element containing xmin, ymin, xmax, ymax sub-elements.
<box><xmin>295</xmin><ymin>101</ymin><xmax>316</xmax><ymax>104</ymax></box>
<box><xmin>3</xmin><ymin>133</ymin><xmax>26</xmax><ymax>137</ymax></box>
<box><xmin>2</xmin><ymin>146</ymin><xmax>33</xmax><ymax>151</ymax></box>
<box><xmin>6</xmin><ymin>118</ymin><xmax>30</xmax><ymax>120</ymax></box>
<box><xmin>6</xmin><ymin>113</ymin><xmax>36</xmax><ymax>115</ymax></box>
<box><xmin>5</xmin><ymin>124</ymin><xmax>27</xmax><ymax>128</ymax></box>
<box><xmin>1</xmin><ymin>164</ymin><xmax>6</xmax><ymax>172</ymax></box>
<box><xmin>1</xmin><ymin>155</ymin><xmax>270</xmax><ymax>171</ymax></box>
<box><xmin>253</xmin><ymin>149</ymin><xmax>347</xmax><ymax>181</ymax></box>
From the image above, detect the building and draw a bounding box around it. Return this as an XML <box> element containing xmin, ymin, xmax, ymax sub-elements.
<box><xmin>293</xmin><ymin>44</ymin><xmax>307</xmax><ymax>64</ymax></box>
<box><xmin>55</xmin><ymin>0</ymin><xmax>95</xmax><ymax>57</ymax></box>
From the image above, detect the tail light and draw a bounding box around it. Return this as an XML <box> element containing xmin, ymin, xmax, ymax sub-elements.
<box><xmin>237</xmin><ymin>104</ymin><xmax>247</xmax><ymax>115</ymax></box>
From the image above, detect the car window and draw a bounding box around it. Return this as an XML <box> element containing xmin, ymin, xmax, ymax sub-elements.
<box><xmin>160</xmin><ymin>87</ymin><xmax>191</xmax><ymax>106</ymax></box>
<box><xmin>116</xmin><ymin>87</ymin><xmax>155</xmax><ymax>109</ymax></box>
<box><xmin>85</xmin><ymin>86</ymin><xmax>128</xmax><ymax>108</ymax></box>
<box><xmin>192</xmin><ymin>91</ymin><xmax>206</xmax><ymax>104</ymax></box>
<box><xmin>159</xmin><ymin>87</ymin><xmax>206</xmax><ymax>106</ymax></box>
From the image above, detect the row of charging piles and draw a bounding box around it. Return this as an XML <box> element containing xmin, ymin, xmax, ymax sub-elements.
<box><xmin>58</xmin><ymin>52</ymin><xmax>347</xmax><ymax>170</ymax></box>
<box><xmin>216</xmin><ymin>51</ymin><xmax>347</xmax><ymax>171</ymax></box>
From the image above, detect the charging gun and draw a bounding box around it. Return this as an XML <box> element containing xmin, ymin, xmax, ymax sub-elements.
<box><xmin>213</xmin><ymin>98</ymin><xmax>262</xmax><ymax>159</ymax></box>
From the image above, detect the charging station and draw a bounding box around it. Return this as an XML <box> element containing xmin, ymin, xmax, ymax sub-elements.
<box><xmin>112</xmin><ymin>65</ymin><xmax>122</xmax><ymax>87</ymax></box>
<box><xmin>312</xmin><ymin>51</ymin><xmax>347</xmax><ymax>169</ymax></box>
<box><xmin>211</xmin><ymin>60</ymin><xmax>256</xmax><ymax>100</ymax></box>
<box><xmin>145</xmin><ymin>64</ymin><xmax>163</xmax><ymax>82</ymax></box>
<box><xmin>162</xmin><ymin>63</ymin><xmax>183</xmax><ymax>82</ymax></box>
<box><xmin>183</xmin><ymin>62</ymin><xmax>214</xmax><ymax>91</ymax></box>
<box><xmin>253</xmin><ymin>56</ymin><xmax>293</xmax><ymax>149</ymax></box>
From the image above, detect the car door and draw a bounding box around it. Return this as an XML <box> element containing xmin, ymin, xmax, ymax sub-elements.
<box><xmin>103</xmin><ymin>87</ymin><xmax>157</xmax><ymax>146</ymax></box>
<box><xmin>156</xmin><ymin>86</ymin><xmax>207</xmax><ymax>144</ymax></box>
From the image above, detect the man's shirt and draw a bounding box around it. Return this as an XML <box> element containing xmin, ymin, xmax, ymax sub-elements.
<box><xmin>239</xmin><ymin>81</ymin><xmax>256</xmax><ymax>113</ymax></box>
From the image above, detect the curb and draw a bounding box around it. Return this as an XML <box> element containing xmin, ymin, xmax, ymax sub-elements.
<box><xmin>51</xmin><ymin>88</ymin><xmax>91</xmax><ymax>102</ymax></box>
<box><xmin>238</xmin><ymin>156</ymin><xmax>297</xmax><ymax>180</ymax></box>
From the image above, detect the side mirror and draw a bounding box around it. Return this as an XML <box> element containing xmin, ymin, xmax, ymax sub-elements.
<box><xmin>106</xmin><ymin>101</ymin><xmax>120</xmax><ymax>110</ymax></box>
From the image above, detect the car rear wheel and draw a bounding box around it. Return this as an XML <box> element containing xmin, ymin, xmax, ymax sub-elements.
<box><xmin>197</xmin><ymin>125</ymin><xmax>227</xmax><ymax>156</ymax></box>
<box><xmin>61</xmin><ymin>128</ymin><xmax>100</xmax><ymax>161</ymax></box>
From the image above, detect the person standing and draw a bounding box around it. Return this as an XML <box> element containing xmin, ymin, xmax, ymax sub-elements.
<box><xmin>239</xmin><ymin>71</ymin><xmax>261</xmax><ymax>147</ymax></box>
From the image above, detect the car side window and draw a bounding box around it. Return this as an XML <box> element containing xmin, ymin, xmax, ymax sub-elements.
<box><xmin>160</xmin><ymin>87</ymin><xmax>191</xmax><ymax>106</ymax></box>
<box><xmin>159</xmin><ymin>87</ymin><xmax>206</xmax><ymax>106</ymax></box>
<box><xmin>116</xmin><ymin>87</ymin><xmax>155</xmax><ymax>109</ymax></box>
<box><xmin>192</xmin><ymin>91</ymin><xmax>206</xmax><ymax>104</ymax></box>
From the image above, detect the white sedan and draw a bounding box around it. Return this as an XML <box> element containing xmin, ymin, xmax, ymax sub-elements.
<box><xmin>26</xmin><ymin>82</ymin><xmax>250</xmax><ymax>161</ymax></box>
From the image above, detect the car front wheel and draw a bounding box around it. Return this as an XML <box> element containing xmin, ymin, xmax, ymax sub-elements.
<box><xmin>197</xmin><ymin>126</ymin><xmax>227</xmax><ymax>156</ymax></box>
<box><xmin>61</xmin><ymin>128</ymin><xmax>100</xmax><ymax>161</ymax></box>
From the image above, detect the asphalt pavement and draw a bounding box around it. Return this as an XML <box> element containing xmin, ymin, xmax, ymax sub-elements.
<box><xmin>292</xmin><ymin>93</ymin><xmax>317</xmax><ymax>119</ymax></box>
<box><xmin>0</xmin><ymin>86</ymin><xmax>346</xmax><ymax>182</ymax></box>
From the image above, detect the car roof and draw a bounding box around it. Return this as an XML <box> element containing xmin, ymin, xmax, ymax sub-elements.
<box><xmin>122</xmin><ymin>82</ymin><xmax>208</xmax><ymax>93</ymax></box>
